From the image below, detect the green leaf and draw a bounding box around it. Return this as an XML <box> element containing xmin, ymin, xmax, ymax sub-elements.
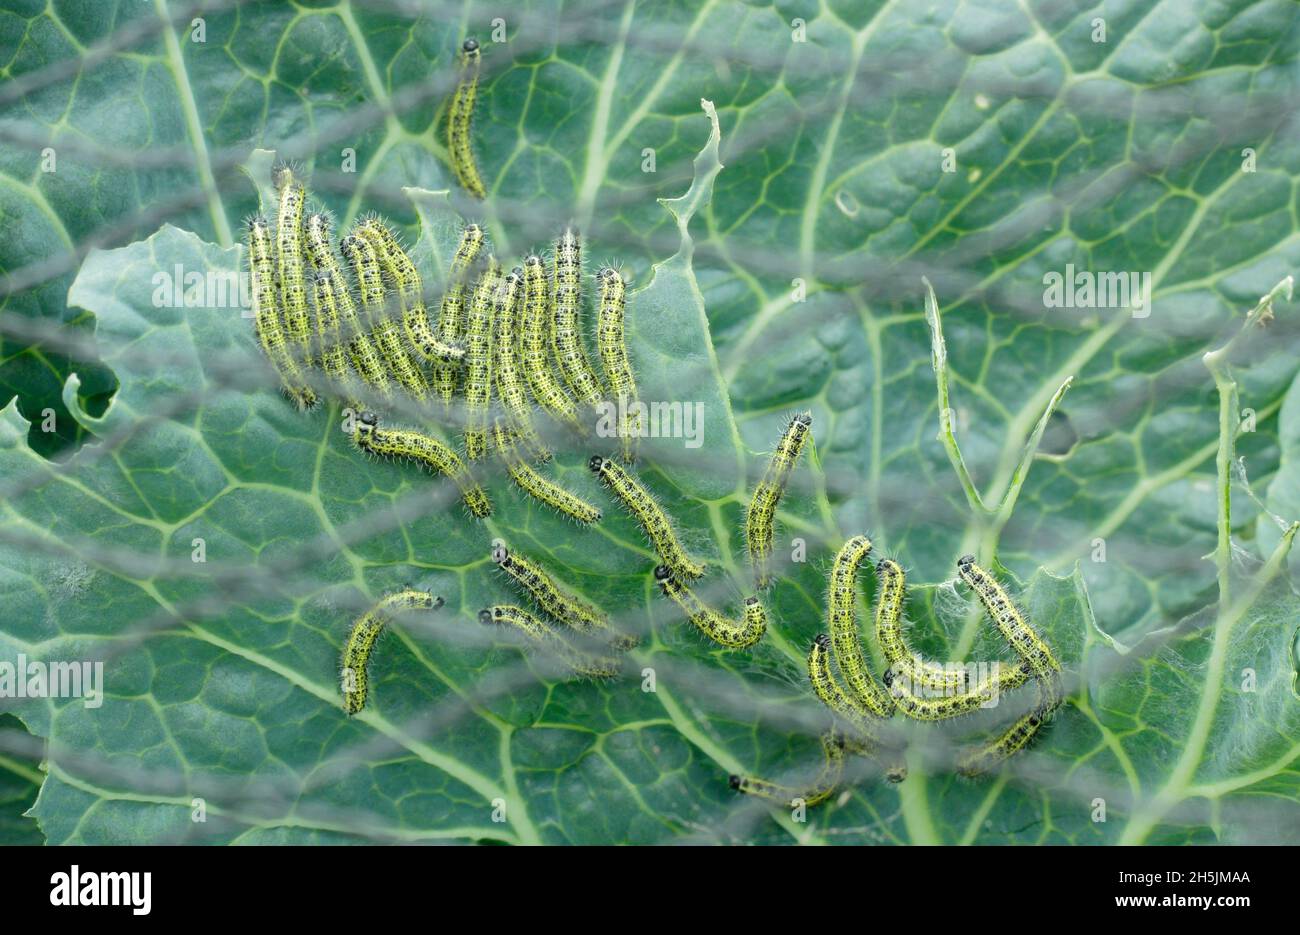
<box><xmin>2</xmin><ymin>0</ymin><xmax>1299</xmax><ymax>845</ymax></box>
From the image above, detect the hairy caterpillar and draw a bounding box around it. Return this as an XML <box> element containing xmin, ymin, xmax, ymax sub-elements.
<box><xmin>596</xmin><ymin>267</ymin><xmax>640</xmax><ymax>462</ymax></box>
<box><xmin>491</xmin><ymin>544</ymin><xmax>636</xmax><ymax>650</ymax></box>
<box><xmin>827</xmin><ymin>536</ymin><xmax>895</xmax><ymax>718</ymax></box>
<box><xmin>957</xmin><ymin>680</ymin><xmax>1056</xmax><ymax>777</ymax></box>
<box><xmin>447</xmin><ymin>38</ymin><xmax>486</xmax><ymax>199</ymax></box>
<box><xmin>521</xmin><ymin>254</ymin><xmax>581</xmax><ymax>428</ymax></box>
<box><xmin>875</xmin><ymin>559</ymin><xmax>1030</xmax><ymax>698</ymax></box>
<box><xmin>273</xmin><ymin>165</ymin><xmax>312</xmax><ymax>364</ymax></box>
<box><xmin>551</xmin><ymin>228</ymin><xmax>605</xmax><ymax>406</ymax></box>
<box><xmin>883</xmin><ymin>666</ymin><xmax>1024</xmax><ymax>721</ymax></box>
<box><xmin>463</xmin><ymin>261</ymin><xmax>501</xmax><ymax>459</ymax></box>
<box><xmin>304</xmin><ymin>213</ymin><xmax>391</xmax><ymax>399</ymax></box>
<box><xmin>433</xmin><ymin>223</ymin><xmax>486</xmax><ymax>405</ymax></box>
<box><xmin>352</xmin><ymin>411</ymin><xmax>492</xmax><ymax>518</ymax></box>
<box><xmin>246</xmin><ymin>216</ymin><xmax>315</xmax><ymax>408</ymax></box>
<box><xmin>493</xmin><ymin>267</ymin><xmax>548</xmax><ymax>460</ymax></box>
<box><xmin>341</xmin><ymin>589</ymin><xmax>443</xmax><ymax>714</ymax></box>
<box><xmin>341</xmin><ymin>233</ymin><xmax>429</xmax><ymax>401</ymax></box>
<box><xmin>956</xmin><ymin>555</ymin><xmax>1062</xmax><ymax>707</ymax></box>
<box><xmin>653</xmin><ymin>566</ymin><xmax>766</xmax><ymax>649</ymax></box>
<box><xmin>308</xmin><ymin>271</ymin><xmax>349</xmax><ymax>390</ymax></box>
<box><xmin>355</xmin><ymin>217</ymin><xmax>464</xmax><ymax>363</ymax></box>
<box><xmin>492</xmin><ymin>421</ymin><xmax>601</xmax><ymax>524</ymax></box>
<box><xmin>728</xmin><ymin>733</ymin><xmax>845</xmax><ymax>808</ymax></box>
<box><xmin>746</xmin><ymin>412</ymin><xmax>813</xmax><ymax>588</ymax></box>
<box><xmin>589</xmin><ymin>456</ymin><xmax>705</xmax><ymax>581</ymax></box>
<box><xmin>810</xmin><ymin>634</ymin><xmax>907</xmax><ymax>783</ymax></box>
<box><xmin>478</xmin><ymin>605</ymin><xmax>619</xmax><ymax>679</ymax></box>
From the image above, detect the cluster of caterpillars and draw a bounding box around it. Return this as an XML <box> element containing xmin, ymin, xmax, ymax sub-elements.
<box><xmin>251</xmin><ymin>37</ymin><xmax>1066</xmax><ymax>797</ymax></box>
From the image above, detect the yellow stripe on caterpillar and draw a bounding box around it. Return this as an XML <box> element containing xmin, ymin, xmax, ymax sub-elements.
<box><xmin>653</xmin><ymin>566</ymin><xmax>765</xmax><ymax>649</ymax></box>
<box><xmin>463</xmin><ymin>261</ymin><xmax>501</xmax><ymax>459</ymax></box>
<box><xmin>827</xmin><ymin>535</ymin><xmax>895</xmax><ymax>718</ymax></box>
<box><xmin>355</xmin><ymin>218</ymin><xmax>464</xmax><ymax>363</ymax></box>
<box><xmin>746</xmin><ymin>411</ymin><xmax>812</xmax><ymax>588</ymax></box>
<box><xmin>478</xmin><ymin>605</ymin><xmax>620</xmax><ymax>679</ymax></box>
<box><xmin>341</xmin><ymin>589</ymin><xmax>443</xmax><ymax>714</ymax></box>
<box><xmin>493</xmin><ymin>267</ymin><xmax>548</xmax><ymax>460</ymax></box>
<box><xmin>520</xmin><ymin>254</ymin><xmax>581</xmax><ymax>429</ymax></box>
<box><xmin>551</xmin><ymin>228</ymin><xmax>605</xmax><ymax>405</ymax></box>
<box><xmin>728</xmin><ymin>732</ymin><xmax>845</xmax><ymax>808</ymax></box>
<box><xmin>589</xmin><ymin>456</ymin><xmax>705</xmax><ymax>581</ymax></box>
<box><xmin>492</xmin><ymin>420</ymin><xmax>601</xmax><ymax>524</ymax></box>
<box><xmin>447</xmin><ymin>38</ymin><xmax>486</xmax><ymax>199</ymax></box>
<box><xmin>246</xmin><ymin>216</ymin><xmax>315</xmax><ymax>409</ymax></box>
<box><xmin>596</xmin><ymin>267</ymin><xmax>640</xmax><ymax>462</ymax></box>
<box><xmin>433</xmin><ymin>223</ymin><xmax>485</xmax><ymax>405</ymax></box>
<box><xmin>341</xmin><ymin>232</ymin><xmax>429</xmax><ymax>401</ymax></box>
<box><xmin>352</xmin><ymin>410</ymin><xmax>492</xmax><ymax>518</ymax></box>
<box><xmin>304</xmin><ymin>212</ymin><xmax>391</xmax><ymax>399</ymax></box>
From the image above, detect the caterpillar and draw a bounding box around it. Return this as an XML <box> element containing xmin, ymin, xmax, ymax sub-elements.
<box><xmin>355</xmin><ymin>218</ymin><xmax>464</xmax><ymax>363</ymax></box>
<box><xmin>308</xmin><ymin>270</ymin><xmax>350</xmax><ymax>391</ymax></box>
<box><xmin>653</xmin><ymin>566</ymin><xmax>766</xmax><ymax>649</ymax></box>
<box><xmin>491</xmin><ymin>544</ymin><xmax>636</xmax><ymax>650</ymax></box>
<box><xmin>551</xmin><ymin>227</ymin><xmax>605</xmax><ymax>406</ymax></box>
<box><xmin>521</xmin><ymin>254</ymin><xmax>581</xmax><ymax>428</ymax></box>
<box><xmin>827</xmin><ymin>536</ymin><xmax>895</xmax><ymax>718</ymax></box>
<box><xmin>341</xmin><ymin>589</ymin><xmax>443</xmax><ymax>714</ymax></box>
<box><xmin>875</xmin><ymin>558</ymin><xmax>1031</xmax><ymax>698</ymax></box>
<box><xmin>956</xmin><ymin>555</ymin><xmax>1062</xmax><ymax>707</ymax></box>
<box><xmin>493</xmin><ymin>267</ymin><xmax>548</xmax><ymax>460</ymax></box>
<box><xmin>745</xmin><ymin>412</ymin><xmax>813</xmax><ymax>588</ymax></box>
<box><xmin>352</xmin><ymin>411</ymin><xmax>492</xmax><ymax>518</ymax></box>
<box><xmin>463</xmin><ymin>261</ymin><xmax>501</xmax><ymax>459</ymax></box>
<box><xmin>728</xmin><ymin>733</ymin><xmax>845</xmax><ymax>808</ymax></box>
<box><xmin>304</xmin><ymin>213</ymin><xmax>391</xmax><ymax>399</ymax></box>
<box><xmin>883</xmin><ymin>666</ymin><xmax>1023</xmax><ymax>721</ymax></box>
<box><xmin>596</xmin><ymin>267</ymin><xmax>640</xmax><ymax>462</ymax></box>
<box><xmin>341</xmin><ymin>232</ymin><xmax>429</xmax><ymax>401</ymax></box>
<box><xmin>957</xmin><ymin>679</ymin><xmax>1057</xmax><ymax>777</ymax></box>
<box><xmin>447</xmin><ymin>38</ymin><xmax>486</xmax><ymax>199</ymax></box>
<box><xmin>809</xmin><ymin>634</ymin><xmax>907</xmax><ymax>783</ymax></box>
<box><xmin>478</xmin><ymin>605</ymin><xmax>620</xmax><ymax>679</ymax></box>
<box><xmin>433</xmin><ymin>223</ymin><xmax>486</xmax><ymax>405</ymax></box>
<box><xmin>273</xmin><ymin>164</ymin><xmax>312</xmax><ymax>364</ymax></box>
<box><xmin>246</xmin><ymin>216</ymin><xmax>315</xmax><ymax>409</ymax></box>
<box><xmin>588</xmin><ymin>456</ymin><xmax>705</xmax><ymax>581</ymax></box>
<box><xmin>492</xmin><ymin>420</ymin><xmax>601</xmax><ymax>524</ymax></box>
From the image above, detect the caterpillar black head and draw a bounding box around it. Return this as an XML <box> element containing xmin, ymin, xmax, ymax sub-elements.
<box><xmin>792</xmin><ymin>411</ymin><xmax>812</xmax><ymax>427</ymax></box>
<box><xmin>957</xmin><ymin>554</ymin><xmax>976</xmax><ymax>568</ymax></box>
<box><xmin>588</xmin><ymin>455</ymin><xmax>606</xmax><ymax>473</ymax></box>
<box><xmin>358</xmin><ymin>410</ymin><xmax>379</xmax><ymax>428</ymax></box>
<box><xmin>652</xmin><ymin>564</ymin><xmax>673</xmax><ymax>583</ymax></box>
<box><xmin>727</xmin><ymin>775</ymin><xmax>742</xmax><ymax>791</ymax></box>
<box><xmin>813</xmin><ymin>633</ymin><xmax>831</xmax><ymax>650</ymax></box>
<box><xmin>882</xmin><ymin>667</ymin><xmax>895</xmax><ymax>687</ymax></box>
<box><xmin>477</xmin><ymin>609</ymin><xmax>494</xmax><ymax>625</ymax></box>
<box><xmin>491</xmin><ymin>544</ymin><xmax>509</xmax><ymax>564</ymax></box>
<box><xmin>462</xmin><ymin>37</ymin><xmax>479</xmax><ymax>53</ymax></box>
<box><xmin>525</xmin><ymin>254</ymin><xmax>542</xmax><ymax>267</ymax></box>
<box><xmin>743</xmin><ymin>596</ymin><xmax>760</xmax><ymax>608</ymax></box>
<box><xmin>886</xmin><ymin>765</ymin><xmax>907</xmax><ymax>784</ymax></box>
